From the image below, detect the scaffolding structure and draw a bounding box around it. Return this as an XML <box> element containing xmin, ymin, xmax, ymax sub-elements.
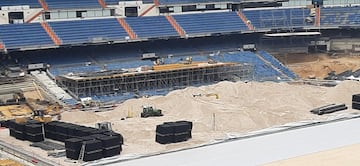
<box><xmin>58</xmin><ymin>62</ymin><xmax>254</xmax><ymax>98</ymax></box>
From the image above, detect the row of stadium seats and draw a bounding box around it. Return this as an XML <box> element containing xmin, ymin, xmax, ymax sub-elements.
<box><xmin>243</xmin><ymin>8</ymin><xmax>313</xmax><ymax>29</ymax></box>
<box><xmin>1</xmin><ymin>7</ymin><xmax>359</xmax><ymax>50</ymax></box>
<box><xmin>320</xmin><ymin>6</ymin><xmax>360</xmax><ymax>26</ymax></box>
<box><xmin>0</xmin><ymin>0</ymin><xmax>112</xmax><ymax>9</ymax></box>
<box><xmin>142</xmin><ymin>0</ymin><xmax>236</xmax><ymax>5</ymax></box>
<box><xmin>257</xmin><ymin>51</ymin><xmax>296</xmax><ymax>79</ymax></box>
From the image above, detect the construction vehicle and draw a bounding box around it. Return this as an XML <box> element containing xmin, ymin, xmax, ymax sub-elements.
<box><xmin>32</xmin><ymin>102</ymin><xmax>63</xmax><ymax>122</ymax></box>
<box><xmin>141</xmin><ymin>105</ymin><xmax>163</xmax><ymax>118</ymax></box>
<box><xmin>205</xmin><ymin>93</ymin><xmax>219</xmax><ymax>99</ymax></box>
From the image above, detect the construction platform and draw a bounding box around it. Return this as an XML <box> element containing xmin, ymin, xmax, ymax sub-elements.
<box><xmin>57</xmin><ymin>61</ymin><xmax>254</xmax><ymax>97</ymax></box>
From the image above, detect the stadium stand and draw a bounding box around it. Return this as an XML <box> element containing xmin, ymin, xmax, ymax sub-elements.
<box><xmin>173</xmin><ymin>12</ymin><xmax>248</xmax><ymax>35</ymax></box>
<box><xmin>40</xmin><ymin>22</ymin><xmax>62</xmax><ymax>46</ymax></box>
<box><xmin>165</xmin><ymin>15</ymin><xmax>186</xmax><ymax>36</ymax></box>
<box><xmin>104</xmin><ymin>0</ymin><xmax>120</xmax><ymax>5</ymax></box>
<box><xmin>321</xmin><ymin>6</ymin><xmax>360</xmax><ymax>26</ymax></box>
<box><xmin>116</xmin><ymin>18</ymin><xmax>137</xmax><ymax>40</ymax></box>
<box><xmin>0</xmin><ymin>23</ymin><xmax>54</xmax><ymax>49</ymax></box>
<box><xmin>257</xmin><ymin>51</ymin><xmax>296</xmax><ymax>78</ymax></box>
<box><xmin>142</xmin><ymin>0</ymin><xmax>236</xmax><ymax>5</ymax></box>
<box><xmin>48</xmin><ymin>18</ymin><xmax>129</xmax><ymax>44</ymax></box>
<box><xmin>45</xmin><ymin>0</ymin><xmax>102</xmax><ymax>9</ymax></box>
<box><xmin>243</xmin><ymin>8</ymin><xmax>312</xmax><ymax>29</ymax></box>
<box><xmin>0</xmin><ymin>0</ymin><xmax>41</xmax><ymax>8</ymax></box>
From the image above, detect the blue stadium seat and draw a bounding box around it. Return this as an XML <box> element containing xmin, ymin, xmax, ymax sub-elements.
<box><xmin>0</xmin><ymin>23</ymin><xmax>54</xmax><ymax>49</ymax></box>
<box><xmin>104</xmin><ymin>0</ymin><xmax>120</xmax><ymax>5</ymax></box>
<box><xmin>243</xmin><ymin>8</ymin><xmax>312</xmax><ymax>29</ymax></box>
<box><xmin>45</xmin><ymin>0</ymin><xmax>101</xmax><ymax>9</ymax></box>
<box><xmin>257</xmin><ymin>51</ymin><xmax>296</xmax><ymax>78</ymax></box>
<box><xmin>0</xmin><ymin>0</ymin><xmax>41</xmax><ymax>8</ymax></box>
<box><xmin>49</xmin><ymin>18</ymin><xmax>128</xmax><ymax>45</ymax></box>
<box><xmin>321</xmin><ymin>6</ymin><xmax>360</xmax><ymax>26</ymax></box>
<box><xmin>125</xmin><ymin>16</ymin><xmax>179</xmax><ymax>39</ymax></box>
<box><xmin>144</xmin><ymin>0</ymin><xmax>237</xmax><ymax>5</ymax></box>
<box><xmin>173</xmin><ymin>12</ymin><xmax>248</xmax><ymax>35</ymax></box>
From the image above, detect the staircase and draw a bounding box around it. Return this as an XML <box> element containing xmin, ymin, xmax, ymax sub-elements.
<box><xmin>40</xmin><ymin>22</ymin><xmax>62</xmax><ymax>46</ymax></box>
<box><xmin>117</xmin><ymin>18</ymin><xmax>137</xmax><ymax>40</ymax></box>
<box><xmin>153</xmin><ymin>0</ymin><xmax>160</xmax><ymax>6</ymax></box>
<box><xmin>139</xmin><ymin>5</ymin><xmax>156</xmax><ymax>17</ymax></box>
<box><xmin>38</xmin><ymin>0</ymin><xmax>48</xmax><ymax>11</ymax></box>
<box><xmin>165</xmin><ymin>15</ymin><xmax>186</xmax><ymax>37</ymax></box>
<box><xmin>25</xmin><ymin>11</ymin><xmax>42</xmax><ymax>23</ymax></box>
<box><xmin>97</xmin><ymin>0</ymin><xmax>107</xmax><ymax>8</ymax></box>
<box><xmin>254</xmin><ymin>53</ymin><xmax>291</xmax><ymax>80</ymax></box>
<box><xmin>0</xmin><ymin>42</ymin><xmax>4</xmax><ymax>50</ymax></box>
<box><xmin>237</xmin><ymin>11</ymin><xmax>254</xmax><ymax>31</ymax></box>
<box><xmin>315</xmin><ymin>7</ymin><xmax>321</xmax><ymax>27</ymax></box>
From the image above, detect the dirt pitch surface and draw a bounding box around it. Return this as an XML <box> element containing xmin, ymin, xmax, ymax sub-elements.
<box><xmin>275</xmin><ymin>54</ymin><xmax>360</xmax><ymax>79</ymax></box>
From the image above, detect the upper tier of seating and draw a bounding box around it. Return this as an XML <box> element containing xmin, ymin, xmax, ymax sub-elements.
<box><xmin>173</xmin><ymin>12</ymin><xmax>248</xmax><ymax>35</ymax></box>
<box><xmin>125</xmin><ymin>16</ymin><xmax>178</xmax><ymax>39</ymax></box>
<box><xmin>0</xmin><ymin>6</ymin><xmax>359</xmax><ymax>51</ymax></box>
<box><xmin>0</xmin><ymin>23</ymin><xmax>54</xmax><ymax>49</ymax></box>
<box><xmin>321</xmin><ymin>6</ymin><xmax>360</xmax><ymax>26</ymax></box>
<box><xmin>142</xmin><ymin>0</ymin><xmax>237</xmax><ymax>5</ymax></box>
<box><xmin>243</xmin><ymin>8</ymin><xmax>313</xmax><ymax>29</ymax></box>
<box><xmin>45</xmin><ymin>0</ymin><xmax>101</xmax><ymax>9</ymax></box>
<box><xmin>49</xmin><ymin>18</ymin><xmax>128</xmax><ymax>45</ymax></box>
<box><xmin>104</xmin><ymin>0</ymin><xmax>121</xmax><ymax>5</ymax></box>
<box><xmin>0</xmin><ymin>0</ymin><xmax>41</xmax><ymax>8</ymax></box>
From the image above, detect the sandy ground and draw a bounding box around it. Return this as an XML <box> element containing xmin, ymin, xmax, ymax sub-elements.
<box><xmin>263</xmin><ymin>143</ymin><xmax>360</xmax><ymax>166</ymax></box>
<box><xmin>275</xmin><ymin>54</ymin><xmax>360</xmax><ymax>79</ymax></box>
<box><xmin>59</xmin><ymin>80</ymin><xmax>360</xmax><ymax>155</ymax></box>
<box><xmin>1</xmin><ymin>80</ymin><xmax>360</xmax><ymax>165</ymax></box>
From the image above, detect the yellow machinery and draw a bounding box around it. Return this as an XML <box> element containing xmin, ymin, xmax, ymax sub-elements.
<box><xmin>0</xmin><ymin>159</ymin><xmax>24</xmax><ymax>166</ymax></box>
<box><xmin>205</xmin><ymin>93</ymin><xmax>219</xmax><ymax>99</ymax></box>
<box><xmin>32</xmin><ymin>102</ymin><xmax>63</xmax><ymax>122</ymax></box>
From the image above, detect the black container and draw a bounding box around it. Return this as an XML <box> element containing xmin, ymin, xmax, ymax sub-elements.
<box><xmin>84</xmin><ymin>140</ymin><xmax>102</xmax><ymax>152</ymax></box>
<box><xmin>14</xmin><ymin>122</ymin><xmax>26</xmax><ymax>132</ymax></box>
<box><xmin>27</xmin><ymin>133</ymin><xmax>44</xmax><ymax>142</ymax></box>
<box><xmin>155</xmin><ymin>134</ymin><xmax>174</xmax><ymax>144</ymax></box>
<box><xmin>25</xmin><ymin>124</ymin><xmax>43</xmax><ymax>134</ymax></box>
<box><xmin>66</xmin><ymin>149</ymin><xmax>80</xmax><ymax>160</ymax></box>
<box><xmin>9</xmin><ymin>128</ymin><xmax>16</xmax><ymax>137</ymax></box>
<box><xmin>103</xmin><ymin>132</ymin><xmax>124</xmax><ymax>145</ymax></box>
<box><xmin>83</xmin><ymin>151</ymin><xmax>103</xmax><ymax>162</ymax></box>
<box><xmin>156</xmin><ymin>124</ymin><xmax>174</xmax><ymax>135</ymax></box>
<box><xmin>173</xmin><ymin>123</ymin><xmax>190</xmax><ymax>134</ymax></box>
<box><xmin>174</xmin><ymin>132</ymin><xmax>190</xmax><ymax>143</ymax></box>
<box><xmin>352</xmin><ymin>102</ymin><xmax>360</xmax><ymax>110</ymax></box>
<box><xmin>103</xmin><ymin>146</ymin><xmax>121</xmax><ymax>158</ymax></box>
<box><xmin>352</xmin><ymin>94</ymin><xmax>360</xmax><ymax>102</ymax></box>
<box><xmin>176</xmin><ymin>121</ymin><xmax>193</xmax><ymax>130</ymax></box>
<box><xmin>13</xmin><ymin>130</ymin><xmax>25</xmax><ymax>140</ymax></box>
<box><xmin>65</xmin><ymin>138</ymin><xmax>83</xmax><ymax>150</ymax></box>
<box><xmin>98</xmin><ymin>135</ymin><xmax>122</xmax><ymax>148</ymax></box>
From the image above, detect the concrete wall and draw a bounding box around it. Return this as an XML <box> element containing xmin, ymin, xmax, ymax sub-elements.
<box><xmin>330</xmin><ymin>38</ymin><xmax>360</xmax><ymax>52</ymax></box>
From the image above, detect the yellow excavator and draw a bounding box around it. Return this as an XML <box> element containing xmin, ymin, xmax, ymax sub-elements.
<box><xmin>32</xmin><ymin>102</ymin><xmax>63</xmax><ymax>122</ymax></box>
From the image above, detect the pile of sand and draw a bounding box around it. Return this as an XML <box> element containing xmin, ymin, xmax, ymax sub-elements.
<box><xmin>61</xmin><ymin>80</ymin><xmax>360</xmax><ymax>155</ymax></box>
